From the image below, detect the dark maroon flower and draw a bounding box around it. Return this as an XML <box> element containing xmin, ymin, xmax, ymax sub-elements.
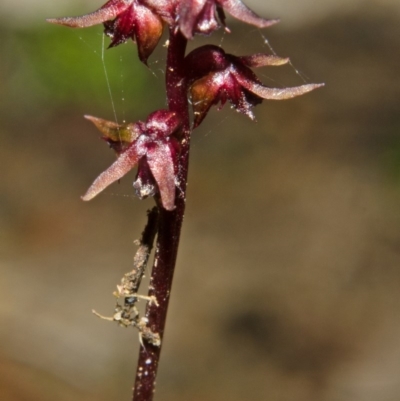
<box><xmin>47</xmin><ymin>0</ymin><xmax>163</xmax><ymax>64</ymax></box>
<box><xmin>83</xmin><ymin>110</ymin><xmax>181</xmax><ymax>210</ymax></box>
<box><xmin>184</xmin><ymin>45</ymin><xmax>324</xmax><ymax>126</ymax></box>
<box><xmin>141</xmin><ymin>0</ymin><xmax>278</xmax><ymax>39</ymax></box>
<box><xmin>177</xmin><ymin>0</ymin><xmax>279</xmax><ymax>39</ymax></box>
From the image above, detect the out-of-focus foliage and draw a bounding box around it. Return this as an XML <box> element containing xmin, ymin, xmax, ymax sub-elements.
<box><xmin>2</xmin><ymin>25</ymin><xmax>157</xmax><ymax>116</ymax></box>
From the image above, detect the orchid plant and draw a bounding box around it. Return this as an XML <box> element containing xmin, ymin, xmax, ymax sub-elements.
<box><xmin>47</xmin><ymin>1</ymin><xmax>323</xmax><ymax>400</ymax></box>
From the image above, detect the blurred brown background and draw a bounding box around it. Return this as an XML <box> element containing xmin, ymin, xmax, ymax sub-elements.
<box><xmin>1</xmin><ymin>1</ymin><xmax>400</xmax><ymax>400</ymax></box>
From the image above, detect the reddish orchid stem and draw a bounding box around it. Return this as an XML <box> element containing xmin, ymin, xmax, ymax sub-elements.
<box><xmin>132</xmin><ymin>29</ymin><xmax>189</xmax><ymax>401</ymax></box>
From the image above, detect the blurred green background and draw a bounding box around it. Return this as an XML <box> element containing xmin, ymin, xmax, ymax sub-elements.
<box><xmin>1</xmin><ymin>1</ymin><xmax>400</xmax><ymax>401</ymax></box>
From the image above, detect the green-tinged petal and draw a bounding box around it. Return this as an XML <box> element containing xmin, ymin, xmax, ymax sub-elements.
<box><xmin>239</xmin><ymin>54</ymin><xmax>289</xmax><ymax>68</ymax></box>
<box><xmin>84</xmin><ymin>115</ymin><xmax>140</xmax><ymax>154</ymax></box>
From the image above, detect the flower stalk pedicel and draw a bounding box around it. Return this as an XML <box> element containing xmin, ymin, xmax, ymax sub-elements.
<box><xmin>47</xmin><ymin>1</ymin><xmax>323</xmax><ymax>400</ymax></box>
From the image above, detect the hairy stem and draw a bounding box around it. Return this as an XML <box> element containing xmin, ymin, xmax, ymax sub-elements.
<box><xmin>132</xmin><ymin>29</ymin><xmax>189</xmax><ymax>401</ymax></box>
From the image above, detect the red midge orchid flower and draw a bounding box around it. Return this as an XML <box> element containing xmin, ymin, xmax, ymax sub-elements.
<box><xmin>176</xmin><ymin>0</ymin><xmax>279</xmax><ymax>39</ymax></box>
<box><xmin>47</xmin><ymin>0</ymin><xmax>163</xmax><ymax>64</ymax></box>
<box><xmin>184</xmin><ymin>45</ymin><xmax>324</xmax><ymax>126</ymax></box>
<box><xmin>83</xmin><ymin>110</ymin><xmax>181</xmax><ymax>210</ymax></box>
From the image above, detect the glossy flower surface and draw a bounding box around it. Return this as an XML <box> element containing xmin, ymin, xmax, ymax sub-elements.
<box><xmin>47</xmin><ymin>0</ymin><xmax>163</xmax><ymax>64</ymax></box>
<box><xmin>177</xmin><ymin>0</ymin><xmax>279</xmax><ymax>39</ymax></box>
<box><xmin>83</xmin><ymin>110</ymin><xmax>181</xmax><ymax>210</ymax></box>
<box><xmin>185</xmin><ymin>45</ymin><xmax>324</xmax><ymax>126</ymax></box>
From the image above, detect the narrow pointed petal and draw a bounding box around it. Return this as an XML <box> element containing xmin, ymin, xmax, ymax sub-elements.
<box><xmin>146</xmin><ymin>143</ymin><xmax>176</xmax><ymax>210</ymax></box>
<box><xmin>46</xmin><ymin>0</ymin><xmax>132</xmax><ymax>28</ymax></box>
<box><xmin>218</xmin><ymin>0</ymin><xmax>279</xmax><ymax>29</ymax></box>
<box><xmin>82</xmin><ymin>143</ymin><xmax>143</xmax><ymax>201</ymax></box>
<box><xmin>134</xmin><ymin>4</ymin><xmax>164</xmax><ymax>64</ymax></box>
<box><xmin>239</xmin><ymin>54</ymin><xmax>289</xmax><ymax>68</ymax></box>
<box><xmin>236</xmin><ymin>75</ymin><xmax>325</xmax><ymax>100</ymax></box>
<box><xmin>179</xmin><ymin>0</ymin><xmax>208</xmax><ymax>39</ymax></box>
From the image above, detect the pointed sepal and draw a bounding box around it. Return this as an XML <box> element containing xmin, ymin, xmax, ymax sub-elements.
<box><xmin>82</xmin><ymin>141</ymin><xmax>145</xmax><ymax>201</ymax></box>
<box><xmin>219</xmin><ymin>0</ymin><xmax>279</xmax><ymax>29</ymax></box>
<box><xmin>84</xmin><ymin>115</ymin><xmax>140</xmax><ymax>154</ymax></box>
<box><xmin>46</xmin><ymin>0</ymin><xmax>132</xmax><ymax>28</ymax></box>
